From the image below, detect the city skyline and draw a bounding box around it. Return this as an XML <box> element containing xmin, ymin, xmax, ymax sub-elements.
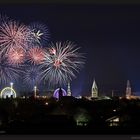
<box><xmin>0</xmin><ymin>4</ymin><xmax>140</xmax><ymax>96</ymax></box>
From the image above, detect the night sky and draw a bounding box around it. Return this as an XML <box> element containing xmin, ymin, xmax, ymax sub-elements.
<box><xmin>0</xmin><ymin>4</ymin><xmax>140</xmax><ymax>96</ymax></box>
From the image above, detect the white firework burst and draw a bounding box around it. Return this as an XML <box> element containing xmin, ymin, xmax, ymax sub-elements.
<box><xmin>28</xmin><ymin>22</ymin><xmax>50</xmax><ymax>46</ymax></box>
<box><xmin>40</xmin><ymin>41</ymin><xmax>85</xmax><ymax>87</ymax></box>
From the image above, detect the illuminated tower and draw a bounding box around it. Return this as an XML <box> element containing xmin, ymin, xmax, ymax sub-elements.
<box><xmin>126</xmin><ymin>80</ymin><xmax>131</xmax><ymax>97</ymax></box>
<box><xmin>67</xmin><ymin>82</ymin><xmax>72</xmax><ymax>96</ymax></box>
<box><xmin>34</xmin><ymin>86</ymin><xmax>37</xmax><ymax>98</ymax></box>
<box><xmin>10</xmin><ymin>82</ymin><xmax>13</xmax><ymax>96</ymax></box>
<box><xmin>91</xmin><ymin>79</ymin><xmax>98</xmax><ymax>98</ymax></box>
<box><xmin>34</xmin><ymin>86</ymin><xmax>38</xmax><ymax>98</ymax></box>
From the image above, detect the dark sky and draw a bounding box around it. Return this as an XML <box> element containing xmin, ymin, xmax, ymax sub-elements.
<box><xmin>1</xmin><ymin>4</ymin><xmax>140</xmax><ymax>96</ymax></box>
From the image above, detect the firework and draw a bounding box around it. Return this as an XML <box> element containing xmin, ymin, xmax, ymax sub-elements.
<box><xmin>28</xmin><ymin>22</ymin><xmax>50</xmax><ymax>46</ymax></box>
<box><xmin>40</xmin><ymin>41</ymin><xmax>85</xmax><ymax>86</ymax></box>
<box><xmin>23</xmin><ymin>65</ymin><xmax>43</xmax><ymax>89</ymax></box>
<box><xmin>0</xmin><ymin>19</ymin><xmax>32</xmax><ymax>54</ymax></box>
<box><xmin>6</xmin><ymin>47</ymin><xmax>25</xmax><ymax>66</ymax></box>
<box><xmin>0</xmin><ymin>55</ymin><xmax>21</xmax><ymax>85</ymax></box>
<box><xmin>27</xmin><ymin>46</ymin><xmax>44</xmax><ymax>65</ymax></box>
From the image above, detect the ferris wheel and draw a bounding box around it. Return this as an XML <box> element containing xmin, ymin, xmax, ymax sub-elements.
<box><xmin>0</xmin><ymin>83</ymin><xmax>16</xmax><ymax>98</ymax></box>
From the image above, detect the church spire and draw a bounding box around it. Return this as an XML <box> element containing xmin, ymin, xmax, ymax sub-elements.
<box><xmin>91</xmin><ymin>79</ymin><xmax>98</xmax><ymax>98</ymax></box>
<box><xmin>126</xmin><ymin>80</ymin><xmax>132</xmax><ymax>97</ymax></box>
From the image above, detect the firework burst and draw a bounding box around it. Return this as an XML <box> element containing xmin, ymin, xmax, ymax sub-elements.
<box><xmin>23</xmin><ymin>65</ymin><xmax>43</xmax><ymax>89</ymax></box>
<box><xmin>6</xmin><ymin>47</ymin><xmax>25</xmax><ymax>66</ymax></box>
<box><xmin>0</xmin><ymin>19</ymin><xmax>32</xmax><ymax>54</ymax></box>
<box><xmin>40</xmin><ymin>41</ymin><xmax>85</xmax><ymax>87</ymax></box>
<box><xmin>27</xmin><ymin>46</ymin><xmax>44</xmax><ymax>65</ymax></box>
<box><xmin>28</xmin><ymin>22</ymin><xmax>50</xmax><ymax>46</ymax></box>
<box><xmin>0</xmin><ymin>55</ymin><xmax>21</xmax><ymax>85</ymax></box>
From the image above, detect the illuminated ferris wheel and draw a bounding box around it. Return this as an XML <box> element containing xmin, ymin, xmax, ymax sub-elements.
<box><xmin>0</xmin><ymin>83</ymin><xmax>16</xmax><ymax>98</ymax></box>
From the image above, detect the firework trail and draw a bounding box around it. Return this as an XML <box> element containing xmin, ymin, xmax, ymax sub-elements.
<box><xmin>26</xmin><ymin>46</ymin><xmax>44</xmax><ymax>65</ymax></box>
<box><xmin>22</xmin><ymin>65</ymin><xmax>43</xmax><ymax>89</ymax></box>
<box><xmin>28</xmin><ymin>22</ymin><xmax>50</xmax><ymax>46</ymax></box>
<box><xmin>0</xmin><ymin>19</ymin><xmax>32</xmax><ymax>54</ymax></box>
<box><xmin>40</xmin><ymin>41</ymin><xmax>85</xmax><ymax>87</ymax></box>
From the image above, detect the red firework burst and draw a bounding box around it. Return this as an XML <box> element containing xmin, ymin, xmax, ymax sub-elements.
<box><xmin>6</xmin><ymin>47</ymin><xmax>25</xmax><ymax>66</ymax></box>
<box><xmin>27</xmin><ymin>47</ymin><xmax>44</xmax><ymax>65</ymax></box>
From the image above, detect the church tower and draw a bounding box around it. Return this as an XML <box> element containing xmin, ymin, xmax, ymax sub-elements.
<box><xmin>126</xmin><ymin>80</ymin><xmax>132</xmax><ymax>97</ymax></box>
<box><xmin>67</xmin><ymin>82</ymin><xmax>72</xmax><ymax>96</ymax></box>
<box><xmin>91</xmin><ymin>79</ymin><xmax>98</xmax><ymax>98</ymax></box>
